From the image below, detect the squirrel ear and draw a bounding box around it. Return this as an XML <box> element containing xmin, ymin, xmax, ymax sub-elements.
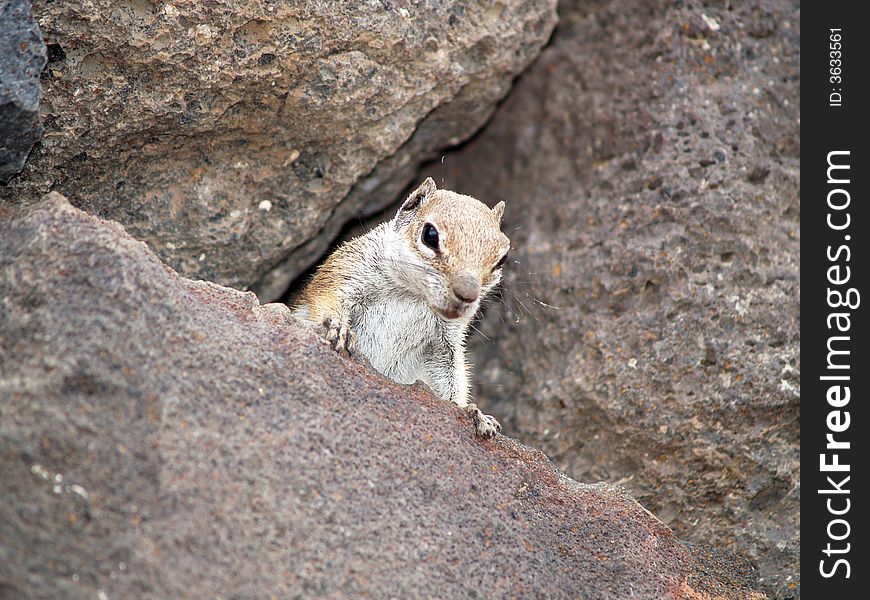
<box><xmin>492</xmin><ymin>200</ymin><xmax>505</xmax><ymax>223</ymax></box>
<box><xmin>398</xmin><ymin>177</ymin><xmax>436</xmax><ymax>215</ymax></box>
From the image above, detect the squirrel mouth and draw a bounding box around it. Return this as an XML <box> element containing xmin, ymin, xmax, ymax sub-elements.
<box><xmin>435</xmin><ymin>305</ymin><xmax>464</xmax><ymax>320</ymax></box>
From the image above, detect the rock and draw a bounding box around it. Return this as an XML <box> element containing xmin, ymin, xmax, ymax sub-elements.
<box><xmin>0</xmin><ymin>194</ymin><xmax>765</xmax><ymax>599</ymax></box>
<box><xmin>1</xmin><ymin>1</ymin><xmax>556</xmax><ymax>299</ymax></box>
<box><xmin>421</xmin><ymin>0</ymin><xmax>800</xmax><ymax>597</ymax></box>
<box><xmin>0</xmin><ymin>0</ymin><xmax>46</xmax><ymax>183</ymax></box>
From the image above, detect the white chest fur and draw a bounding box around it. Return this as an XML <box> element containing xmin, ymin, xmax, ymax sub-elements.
<box><xmin>350</xmin><ymin>296</ymin><xmax>454</xmax><ymax>389</ymax></box>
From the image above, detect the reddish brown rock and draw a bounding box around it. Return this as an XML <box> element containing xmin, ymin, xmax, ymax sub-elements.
<box><xmin>0</xmin><ymin>194</ymin><xmax>764</xmax><ymax>599</ymax></box>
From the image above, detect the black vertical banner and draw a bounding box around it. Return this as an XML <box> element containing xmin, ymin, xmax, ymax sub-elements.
<box><xmin>803</xmin><ymin>4</ymin><xmax>869</xmax><ymax>597</ymax></box>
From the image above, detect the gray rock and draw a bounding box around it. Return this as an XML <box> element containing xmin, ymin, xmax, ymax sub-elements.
<box><xmin>1</xmin><ymin>1</ymin><xmax>556</xmax><ymax>299</ymax></box>
<box><xmin>422</xmin><ymin>0</ymin><xmax>800</xmax><ymax>597</ymax></box>
<box><xmin>0</xmin><ymin>0</ymin><xmax>46</xmax><ymax>183</ymax></box>
<box><xmin>0</xmin><ymin>194</ymin><xmax>765</xmax><ymax>599</ymax></box>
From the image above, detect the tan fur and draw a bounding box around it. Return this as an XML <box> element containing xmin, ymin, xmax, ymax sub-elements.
<box><xmin>292</xmin><ymin>178</ymin><xmax>510</xmax><ymax>438</ymax></box>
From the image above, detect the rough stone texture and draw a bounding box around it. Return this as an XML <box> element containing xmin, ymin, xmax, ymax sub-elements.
<box><xmin>0</xmin><ymin>0</ymin><xmax>46</xmax><ymax>184</ymax></box>
<box><xmin>0</xmin><ymin>0</ymin><xmax>556</xmax><ymax>299</ymax></box>
<box><xmin>0</xmin><ymin>195</ymin><xmax>766</xmax><ymax>599</ymax></box>
<box><xmin>422</xmin><ymin>0</ymin><xmax>800</xmax><ymax>597</ymax></box>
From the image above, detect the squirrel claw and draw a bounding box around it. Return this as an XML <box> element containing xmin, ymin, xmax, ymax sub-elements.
<box><xmin>465</xmin><ymin>404</ymin><xmax>501</xmax><ymax>438</ymax></box>
<box><xmin>474</xmin><ymin>411</ymin><xmax>501</xmax><ymax>438</ymax></box>
<box><xmin>323</xmin><ymin>317</ymin><xmax>356</xmax><ymax>355</ymax></box>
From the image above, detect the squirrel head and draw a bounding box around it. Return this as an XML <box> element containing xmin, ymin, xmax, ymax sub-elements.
<box><xmin>389</xmin><ymin>177</ymin><xmax>511</xmax><ymax>321</ymax></box>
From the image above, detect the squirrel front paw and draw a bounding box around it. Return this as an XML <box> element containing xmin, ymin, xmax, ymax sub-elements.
<box><xmin>473</xmin><ymin>410</ymin><xmax>501</xmax><ymax>438</ymax></box>
<box><xmin>323</xmin><ymin>316</ymin><xmax>356</xmax><ymax>355</ymax></box>
<box><xmin>463</xmin><ymin>403</ymin><xmax>501</xmax><ymax>439</ymax></box>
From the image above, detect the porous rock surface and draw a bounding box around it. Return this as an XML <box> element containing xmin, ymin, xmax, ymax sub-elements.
<box><xmin>0</xmin><ymin>195</ymin><xmax>765</xmax><ymax>599</ymax></box>
<box><xmin>0</xmin><ymin>0</ymin><xmax>46</xmax><ymax>183</ymax></box>
<box><xmin>1</xmin><ymin>0</ymin><xmax>556</xmax><ymax>299</ymax></box>
<box><xmin>423</xmin><ymin>0</ymin><xmax>800</xmax><ymax>597</ymax></box>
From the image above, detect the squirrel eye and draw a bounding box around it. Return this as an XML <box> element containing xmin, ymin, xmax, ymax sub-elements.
<box><xmin>422</xmin><ymin>223</ymin><xmax>440</xmax><ymax>250</ymax></box>
<box><xmin>494</xmin><ymin>252</ymin><xmax>508</xmax><ymax>269</ymax></box>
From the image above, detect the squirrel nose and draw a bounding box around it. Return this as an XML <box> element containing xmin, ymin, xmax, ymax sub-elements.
<box><xmin>452</xmin><ymin>273</ymin><xmax>480</xmax><ymax>303</ymax></box>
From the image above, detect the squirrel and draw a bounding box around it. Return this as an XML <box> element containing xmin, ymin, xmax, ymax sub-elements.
<box><xmin>292</xmin><ymin>177</ymin><xmax>511</xmax><ymax>438</ymax></box>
